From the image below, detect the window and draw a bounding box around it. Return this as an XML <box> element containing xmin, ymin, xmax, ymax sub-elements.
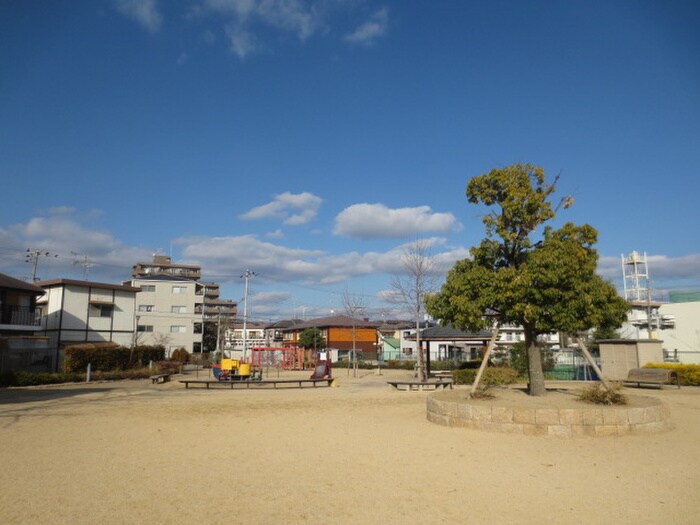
<box><xmin>172</xmin><ymin>286</ymin><xmax>187</xmax><ymax>294</ymax></box>
<box><xmin>171</xmin><ymin>306</ymin><xmax>187</xmax><ymax>313</ymax></box>
<box><xmin>138</xmin><ymin>305</ymin><xmax>154</xmax><ymax>312</ymax></box>
<box><xmin>402</xmin><ymin>347</ymin><xmax>413</xmax><ymax>356</ymax></box>
<box><xmin>89</xmin><ymin>303</ymin><xmax>113</xmax><ymax>318</ymax></box>
<box><xmin>170</xmin><ymin>325</ymin><xmax>186</xmax><ymax>333</ymax></box>
<box><xmin>141</xmin><ymin>285</ymin><xmax>156</xmax><ymax>292</ymax></box>
<box><xmin>137</xmin><ymin>325</ymin><xmax>154</xmax><ymax>332</ymax></box>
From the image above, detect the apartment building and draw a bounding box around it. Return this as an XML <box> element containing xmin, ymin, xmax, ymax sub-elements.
<box><xmin>129</xmin><ymin>275</ymin><xmax>203</xmax><ymax>356</ymax></box>
<box><xmin>36</xmin><ymin>278</ymin><xmax>140</xmax><ymax>371</ymax></box>
<box><xmin>131</xmin><ymin>255</ymin><xmax>237</xmax><ymax>324</ymax></box>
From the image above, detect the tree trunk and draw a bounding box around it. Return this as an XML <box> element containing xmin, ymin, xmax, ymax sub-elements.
<box><xmin>416</xmin><ymin>319</ymin><xmax>426</xmax><ymax>382</ymax></box>
<box><xmin>526</xmin><ymin>330</ymin><xmax>546</xmax><ymax>396</ymax></box>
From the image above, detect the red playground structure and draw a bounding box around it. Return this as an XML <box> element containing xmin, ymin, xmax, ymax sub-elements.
<box><xmin>310</xmin><ymin>350</ymin><xmax>332</xmax><ymax>379</ymax></box>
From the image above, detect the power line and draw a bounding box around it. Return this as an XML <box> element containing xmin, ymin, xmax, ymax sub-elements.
<box><xmin>25</xmin><ymin>249</ymin><xmax>58</xmax><ymax>282</ymax></box>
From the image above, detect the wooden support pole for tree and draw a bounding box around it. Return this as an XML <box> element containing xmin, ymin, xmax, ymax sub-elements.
<box><xmin>574</xmin><ymin>335</ymin><xmax>613</xmax><ymax>391</ymax></box>
<box><xmin>470</xmin><ymin>323</ymin><xmax>500</xmax><ymax>396</ymax></box>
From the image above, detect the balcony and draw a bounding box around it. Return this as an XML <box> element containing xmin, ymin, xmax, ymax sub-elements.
<box><xmin>0</xmin><ymin>306</ymin><xmax>41</xmax><ymax>330</ymax></box>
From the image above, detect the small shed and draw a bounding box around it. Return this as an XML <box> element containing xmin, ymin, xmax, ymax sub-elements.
<box><xmin>599</xmin><ymin>339</ymin><xmax>664</xmax><ymax>380</ymax></box>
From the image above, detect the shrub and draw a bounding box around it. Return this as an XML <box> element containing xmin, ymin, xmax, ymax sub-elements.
<box><xmin>458</xmin><ymin>360</ymin><xmax>484</xmax><ymax>370</ymax></box>
<box><xmin>429</xmin><ymin>360</ymin><xmax>458</xmax><ymax>370</ymax></box>
<box><xmin>508</xmin><ymin>342</ymin><xmax>555</xmax><ymax>376</ymax></box>
<box><xmin>63</xmin><ymin>344</ymin><xmax>165</xmax><ymax>372</ymax></box>
<box><xmin>577</xmin><ymin>384</ymin><xmax>627</xmax><ymax>405</ymax></box>
<box><xmin>643</xmin><ymin>363</ymin><xmax>700</xmax><ymax>386</ymax></box>
<box><xmin>452</xmin><ymin>367</ymin><xmax>519</xmax><ymax>386</ymax></box>
<box><xmin>0</xmin><ymin>371</ymin><xmax>83</xmax><ymax>387</ymax></box>
<box><xmin>170</xmin><ymin>348</ymin><xmax>190</xmax><ymax>364</ymax></box>
<box><xmin>384</xmin><ymin>360</ymin><xmax>416</xmax><ymax>370</ymax></box>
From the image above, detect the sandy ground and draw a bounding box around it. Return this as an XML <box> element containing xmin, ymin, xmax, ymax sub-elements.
<box><xmin>0</xmin><ymin>368</ymin><xmax>698</xmax><ymax>525</ymax></box>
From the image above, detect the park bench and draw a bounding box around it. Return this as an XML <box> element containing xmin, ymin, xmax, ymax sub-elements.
<box><xmin>387</xmin><ymin>380</ymin><xmax>453</xmax><ymax>392</ymax></box>
<box><xmin>150</xmin><ymin>374</ymin><xmax>171</xmax><ymax>384</ymax></box>
<box><xmin>622</xmin><ymin>368</ymin><xmax>680</xmax><ymax>389</ymax></box>
<box><xmin>179</xmin><ymin>378</ymin><xmax>334</xmax><ymax>390</ymax></box>
<box><xmin>430</xmin><ymin>371</ymin><xmax>453</xmax><ymax>380</ymax></box>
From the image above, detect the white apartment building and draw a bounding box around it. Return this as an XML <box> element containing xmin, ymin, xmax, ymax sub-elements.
<box><xmin>224</xmin><ymin>322</ymin><xmax>268</xmax><ymax>359</ymax></box>
<box><xmin>36</xmin><ymin>279</ymin><xmax>140</xmax><ymax>371</ymax></box>
<box><xmin>129</xmin><ymin>275</ymin><xmax>206</xmax><ymax>356</ymax></box>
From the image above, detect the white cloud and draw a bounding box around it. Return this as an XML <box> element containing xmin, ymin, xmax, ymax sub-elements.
<box><xmin>240</xmin><ymin>191</ymin><xmax>322</xmax><ymax>225</ymax></box>
<box><xmin>0</xmin><ymin>211</ymin><xmax>153</xmax><ymax>282</ymax></box>
<box><xmin>225</xmin><ymin>23</ymin><xmax>257</xmax><ymax>59</ymax></box>
<box><xmin>176</xmin><ymin>234</ymin><xmax>468</xmax><ymax>288</ymax></box>
<box><xmin>266</xmin><ymin>229</ymin><xmax>285</xmax><ymax>239</ymax></box>
<box><xmin>343</xmin><ymin>7</ymin><xmax>388</xmax><ymax>46</ymax></box>
<box><xmin>203</xmin><ymin>0</ymin><xmax>322</xmax><ymax>58</ymax></box>
<box><xmin>334</xmin><ymin>203</ymin><xmax>461</xmax><ymax>239</ymax></box>
<box><xmin>115</xmin><ymin>0</ymin><xmax>162</xmax><ymax>33</ymax></box>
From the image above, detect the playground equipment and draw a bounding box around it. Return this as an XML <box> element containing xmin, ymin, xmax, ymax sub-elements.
<box><xmin>310</xmin><ymin>350</ymin><xmax>332</xmax><ymax>379</ymax></box>
<box><xmin>213</xmin><ymin>358</ymin><xmax>258</xmax><ymax>381</ymax></box>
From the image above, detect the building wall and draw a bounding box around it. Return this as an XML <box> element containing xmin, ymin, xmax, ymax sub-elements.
<box><xmin>658</xmin><ymin>301</ymin><xmax>700</xmax><ymax>364</ymax></box>
<box><xmin>132</xmin><ymin>278</ymin><xmax>202</xmax><ymax>355</ymax></box>
<box><xmin>39</xmin><ymin>282</ymin><xmax>138</xmax><ymax>370</ymax></box>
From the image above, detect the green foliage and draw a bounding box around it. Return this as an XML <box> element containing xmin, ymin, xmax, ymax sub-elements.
<box><xmin>384</xmin><ymin>360</ymin><xmax>417</xmax><ymax>370</ymax></box>
<box><xmin>0</xmin><ymin>362</ymin><xmax>179</xmax><ymax>387</ymax></box>
<box><xmin>332</xmin><ymin>359</ymin><xmax>375</xmax><ymax>370</ymax></box>
<box><xmin>63</xmin><ymin>344</ymin><xmax>165</xmax><ymax>372</ymax></box>
<box><xmin>458</xmin><ymin>360</ymin><xmax>484</xmax><ymax>370</ymax></box>
<box><xmin>297</xmin><ymin>327</ymin><xmax>326</xmax><ymax>350</ymax></box>
<box><xmin>643</xmin><ymin>363</ymin><xmax>700</xmax><ymax>386</ymax></box>
<box><xmin>577</xmin><ymin>384</ymin><xmax>628</xmax><ymax>405</ymax></box>
<box><xmin>452</xmin><ymin>367</ymin><xmax>519</xmax><ymax>386</ymax></box>
<box><xmin>508</xmin><ymin>343</ymin><xmax>555</xmax><ymax>376</ymax></box>
<box><xmin>426</xmin><ymin>164</ymin><xmax>630</xmax><ymax>396</ymax></box>
<box><xmin>0</xmin><ymin>371</ymin><xmax>83</xmax><ymax>387</ymax></box>
<box><xmin>429</xmin><ymin>360</ymin><xmax>458</xmax><ymax>370</ymax></box>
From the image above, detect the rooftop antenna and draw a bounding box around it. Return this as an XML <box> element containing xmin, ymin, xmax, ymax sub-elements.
<box><xmin>71</xmin><ymin>252</ymin><xmax>94</xmax><ymax>280</ymax></box>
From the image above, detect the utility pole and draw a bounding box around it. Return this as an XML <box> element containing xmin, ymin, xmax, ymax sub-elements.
<box><xmin>241</xmin><ymin>269</ymin><xmax>256</xmax><ymax>361</ymax></box>
<box><xmin>25</xmin><ymin>249</ymin><xmax>58</xmax><ymax>282</ymax></box>
<box><xmin>200</xmin><ymin>284</ymin><xmax>206</xmax><ymax>357</ymax></box>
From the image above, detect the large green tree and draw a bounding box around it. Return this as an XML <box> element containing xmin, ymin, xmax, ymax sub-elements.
<box><xmin>298</xmin><ymin>328</ymin><xmax>326</xmax><ymax>351</ymax></box>
<box><xmin>426</xmin><ymin>164</ymin><xmax>629</xmax><ymax>396</ymax></box>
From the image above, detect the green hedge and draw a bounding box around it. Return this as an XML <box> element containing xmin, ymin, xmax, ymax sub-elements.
<box><xmin>643</xmin><ymin>363</ymin><xmax>700</xmax><ymax>386</ymax></box>
<box><xmin>63</xmin><ymin>344</ymin><xmax>165</xmax><ymax>372</ymax></box>
<box><xmin>452</xmin><ymin>367</ymin><xmax>519</xmax><ymax>386</ymax></box>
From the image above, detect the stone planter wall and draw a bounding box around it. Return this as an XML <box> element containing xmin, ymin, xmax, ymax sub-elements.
<box><xmin>426</xmin><ymin>392</ymin><xmax>672</xmax><ymax>437</ymax></box>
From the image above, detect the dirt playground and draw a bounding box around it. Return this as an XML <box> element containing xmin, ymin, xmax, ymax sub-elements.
<box><xmin>0</xmin><ymin>368</ymin><xmax>698</xmax><ymax>524</ymax></box>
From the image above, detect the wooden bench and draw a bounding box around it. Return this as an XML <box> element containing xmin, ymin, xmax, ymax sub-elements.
<box><xmin>150</xmin><ymin>374</ymin><xmax>171</xmax><ymax>384</ymax></box>
<box><xmin>387</xmin><ymin>380</ymin><xmax>453</xmax><ymax>392</ymax></box>
<box><xmin>622</xmin><ymin>368</ymin><xmax>680</xmax><ymax>389</ymax></box>
<box><xmin>430</xmin><ymin>371</ymin><xmax>453</xmax><ymax>380</ymax></box>
<box><xmin>180</xmin><ymin>378</ymin><xmax>334</xmax><ymax>390</ymax></box>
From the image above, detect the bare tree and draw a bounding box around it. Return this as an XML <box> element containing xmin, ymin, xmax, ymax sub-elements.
<box><xmin>391</xmin><ymin>240</ymin><xmax>438</xmax><ymax>382</ymax></box>
<box><xmin>342</xmin><ymin>290</ymin><xmax>367</xmax><ymax>378</ymax></box>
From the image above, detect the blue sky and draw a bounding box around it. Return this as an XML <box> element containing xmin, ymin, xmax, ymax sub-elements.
<box><xmin>1</xmin><ymin>0</ymin><xmax>699</xmax><ymax>321</ymax></box>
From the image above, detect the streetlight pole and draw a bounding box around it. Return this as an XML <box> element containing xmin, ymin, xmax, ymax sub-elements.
<box><xmin>200</xmin><ymin>284</ymin><xmax>206</xmax><ymax>357</ymax></box>
<box><xmin>241</xmin><ymin>269</ymin><xmax>255</xmax><ymax>362</ymax></box>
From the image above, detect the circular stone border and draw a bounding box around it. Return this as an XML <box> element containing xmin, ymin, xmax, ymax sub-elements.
<box><xmin>426</xmin><ymin>389</ymin><xmax>672</xmax><ymax>437</ymax></box>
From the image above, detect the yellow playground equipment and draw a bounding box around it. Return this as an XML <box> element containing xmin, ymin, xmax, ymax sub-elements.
<box><xmin>213</xmin><ymin>358</ymin><xmax>261</xmax><ymax>381</ymax></box>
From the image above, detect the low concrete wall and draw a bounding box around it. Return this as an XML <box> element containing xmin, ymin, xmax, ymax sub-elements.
<box><xmin>426</xmin><ymin>390</ymin><xmax>672</xmax><ymax>437</ymax></box>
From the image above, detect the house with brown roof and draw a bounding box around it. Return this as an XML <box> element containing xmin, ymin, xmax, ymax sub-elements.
<box><xmin>280</xmin><ymin>315</ymin><xmax>380</xmax><ymax>361</ymax></box>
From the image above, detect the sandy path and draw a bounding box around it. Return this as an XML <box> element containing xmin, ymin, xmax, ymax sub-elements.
<box><xmin>0</xmin><ymin>369</ymin><xmax>698</xmax><ymax>524</ymax></box>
